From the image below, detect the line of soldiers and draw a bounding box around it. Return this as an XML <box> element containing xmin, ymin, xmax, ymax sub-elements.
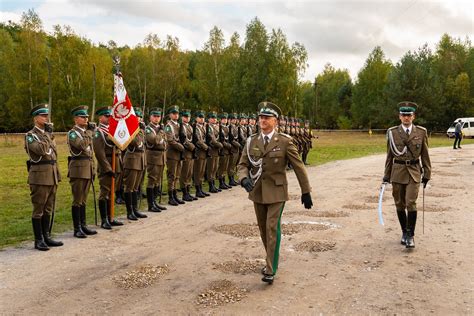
<box><xmin>24</xmin><ymin>103</ymin><xmax>316</xmax><ymax>251</ymax></box>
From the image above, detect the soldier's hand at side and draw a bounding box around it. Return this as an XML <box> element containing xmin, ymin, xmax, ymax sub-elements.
<box><xmin>382</xmin><ymin>176</ymin><xmax>390</xmax><ymax>183</ymax></box>
<box><xmin>422</xmin><ymin>177</ymin><xmax>429</xmax><ymax>188</ymax></box>
<box><xmin>301</xmin><ymin>192</ymin><xmax>313</xmax><ymax>209</ymax></box>
<box><xmin>139</xmin><ymin>122</ymin><xmax>146</xmax><ymax>130</ymax></box>
<box><xmin>241</xmin><ymin>178</ymin><xmax>254</xmax><ymax>192</ymax></box>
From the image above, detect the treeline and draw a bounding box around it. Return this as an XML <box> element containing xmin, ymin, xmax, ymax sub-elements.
<box><xmin>0</xmin><ymin>9</ymin><xmax>472</xmax><ymax>132</ymax></box>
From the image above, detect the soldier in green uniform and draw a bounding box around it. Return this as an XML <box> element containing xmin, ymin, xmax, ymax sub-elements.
<box><xmin>144</xmin><ymin>108</ymin><xmax>167</xmax><ymax>212</ymax></box>
<box><xmin>92</xmin><ymin>106</ymin><xmax>124</xmax><ymax>229</ymax></box>
<box><xmin>238</xmin><ymin>102</ymin><xmax>313</xmax><ymax>284</ymax></box>
<box><xmin>165</xmin><ymin>105</ymin><xmax>185</xmax><ymax>206</ymax></box>
<box><xmin>122</xmin><ymin>109</ymin><xmax>148</xmax><ymax>220</ymax></box>
<box><xmin>383</xmin><ymin>102</ymin><xmax>431</xmax><ymax>248</ymax></box>
<box><xmin>217</xmin><ymin>112</ymin><xmax>232</xmax><ymax>190</ymax></box>
<box><xmin>192</xmin><ymin>110</ymin><xmax>210</xmax><ymax>198</ymax></box>
<box><xmin>25</xmin><ymin>104</ymin><xmax>63</xmax><ymax>250</ymax></box>
<box><xmin>179</xmin><ymin>109</ymin><xmax>197</xmax><ymax>202</ymax></box>
<box><xmin>227</xmin><ymin>112</ymin><xmax>241</xmax><ymax>186</ymax></box>
<box><xmin>206</xmin><ymin>111</ymin><xmax>224</xmax><ymax>193</ymax></box>
<box><xmin>67</xmin><ymin>106</ymin><xmax>97</xmax><ymax>238</ymax></box>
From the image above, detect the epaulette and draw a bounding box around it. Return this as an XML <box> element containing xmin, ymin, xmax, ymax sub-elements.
<box><xmin>416</xmin><ymin>125</ymin><xmax>427</xmax><ymax>132</ymax></box>
<box><xmin>278</xmin><ymin>132</ymin><xmax>292</xmax><ymax>139</ymax></box>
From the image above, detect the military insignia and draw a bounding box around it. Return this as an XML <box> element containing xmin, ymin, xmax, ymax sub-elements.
<box><xmin>146</xmin><ymin>127</ymin><xmax>151</xmax><ymax>134</ymax></box>
<box><xmin>94</xmin><ymin>131</ymin><xmax>100</xmax><ymax>138</ymax></box>
<box><xmin>27</xmin><ymin>135</ymin><xmax>34</xmax><ymax>143</ymax></box>
<box><xmin>253</xmin><ymin>147</ymin><xmax>260</xmax><ymax>151</ymax></box>
<box><xmin>69</xmin><ymin>131</ymin><xmax>77</xmax><ymax>139</ymax></box>
<box><xmin>165</xmin><ymin>125</ymin><xmax>171</xmax><ymax>132</ymax></box>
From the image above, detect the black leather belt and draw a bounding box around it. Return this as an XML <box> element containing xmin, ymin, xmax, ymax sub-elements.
<box><xmin>30</xmin><ymin>160</ymin><xmax>56</xmax><ymax>165</ymax></box>
<box><xmin>69</xmin><ymin>156</ymin><xmax>91</xmax><ymax>161</ymax></box>
<box><xmin>394</xmin><ymin>159</ymin><xmax>419</xmax><ymax>165</ymax></box>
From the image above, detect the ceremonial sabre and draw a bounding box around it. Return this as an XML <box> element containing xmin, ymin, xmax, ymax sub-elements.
<box><xmin>377</xmin><ymin>183</ymin><xmax>386</xmax><ymax>226</ymax></box>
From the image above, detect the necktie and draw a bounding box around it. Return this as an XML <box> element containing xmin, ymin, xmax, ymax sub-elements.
<box><xmin>264</xmin><ymin>135</ymin><xmax>269</xmax><ymax>150</ymax></box>
<box><xmin>406</xmin><ymin>128</ymin><xmax>410</xmax><ymax>136</ymax></box>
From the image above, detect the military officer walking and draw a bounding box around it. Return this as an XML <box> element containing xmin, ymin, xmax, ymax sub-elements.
<box><xmin>25</xmin><ymin>104</ymin><xmax>63</xmax><ymax>250</ymax></box>
<box><xmin>93</xmin><ymin>106</ymin><xmax>124</xmax><ymax>229</ymax></box>
<box><xmin>122</xmin><ymin>109</ymin><xmax>148</xmax><ymax>220</ymax></box>
<box><xmin>144</xmin><ymin>108</ymin><xmax>167</xmax><ymax>212</ymax></box>
<box><xmin>206</xmin><ymin>111</ymin><xmax>224</xmax><ymax>193</ymax></box>
<box><xmin>192</xmin><ymin>110</ymin><xmax>210</xmax><ymax>198</ymax></box>
<box><xmin>383</xmin><ymin>102</ymin><xmax>431</xmax><ymax>248</ymax></box>
<box><xmin>227</xmin><ymin>112</ymin><xmax>241</xmax><ymax>186</ymax></box>
<box><xmin>67</xmin><ymin>106</ymin><xmax>97</xmax><ymax>238</ymax></box>
<box><xmin>238</xmin><ymin>101</ymin><xmax>313</xmax><ymax>284</ymax></box>
<box><xmin>165</xmin><ymin>105</ymin><xmax>186</xmax><ymax>206</ymax></box>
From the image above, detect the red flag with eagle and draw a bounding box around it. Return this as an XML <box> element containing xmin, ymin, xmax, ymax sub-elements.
<box><xmin>108</xmin><ymin>72</ymin><xmax>140</xmax><ymax>150</ymax></box>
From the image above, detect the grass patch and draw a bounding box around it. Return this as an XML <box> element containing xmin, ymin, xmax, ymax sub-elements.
<box><xmin>0</xmin><ymin>132</ymin><xmax>472</xmax><ymax>249</ymax></box>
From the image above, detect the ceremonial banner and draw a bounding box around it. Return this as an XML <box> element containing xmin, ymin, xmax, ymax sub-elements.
<box><xmin>108</xmin><ymin>73</ymin><xmax>139</xmax><ymax>150</ymax></box>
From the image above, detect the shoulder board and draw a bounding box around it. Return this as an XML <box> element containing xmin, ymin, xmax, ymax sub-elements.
<box><xmin>278</xmin><ymin>132</ymin><xmax>292</xmax><ymax>139</ymax></box>
<box><xmin>416</xmin><ymin>125</ymin><xmax>427</xmax><ymax>132</ymax></box>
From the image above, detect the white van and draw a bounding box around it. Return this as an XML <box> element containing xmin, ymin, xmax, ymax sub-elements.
<box><xmin>446</xmin><ymin>117</ymin><xmax>474</xmax><ymax>138</ymax></box>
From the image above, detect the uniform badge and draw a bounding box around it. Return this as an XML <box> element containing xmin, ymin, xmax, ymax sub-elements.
<box><xmin>146</xmin><ymin>127</ymin><xmax>151</xmax><ymax>134</ymax></box>
<box><xmin>27</xmin><ymin>135</ymin><xmax>34</xmax><ymax>143</ymax></box>
<box><xmin>94</xmin><ymin>131</ymin><xmax>100</xmax><ymax>138</ymax></box>
<box><xmin>69</xmin><ymin>131</ymin><xmax>77</xmax><ymax>139</ymax></box>
<box><xmin>165</xmin><ymin>126</ymin><xmax>171</xmax><ymax>132</ymax></box>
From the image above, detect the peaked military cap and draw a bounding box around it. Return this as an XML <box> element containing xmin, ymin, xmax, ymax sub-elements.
<box><xmin>258</xmin><ymin>101</ymin><xmax>281</xmax><ymax>118</ymax></box>
<box><xmin>71</xmin><ymin>105</ymin><xmax>89</xmax><ymax>117</ymax></box>
<box><xmin>239</xmin><ymin>113</ymin><xmax>248</xmax><ymax>119</ymax></box>
<box><xmin>31</xmin><ymin>103</ymin><xmax>49</xmax><ymax>117</ymax></box>
<box><xmin>195</xmin><ymin>110</ymin><xmax>206</xmax><ymax>118</ymax></box>
<box><xmin>249</xmin><ymin>113</ymin><xmax>257</xmax><ymax>119</ymax></box>
<box><xmin>228</xmin><ymin>112</ymin><xmax>238</xmax><ymax>119</ymax></box>
<box><xmin>218</xmin><ymin>112</ymin><xmax>228</xmax><ymax>119</ymax></box>
<box><xmin>149</xmin><ymin>108</ymin><xmax>162</xmax><ymax>116</ymax></box>
<box><xmin>207</xmin><ymin>111</ymin><xmax>217</xmax><ymax>118</ymax></box>
<box><xmin>180</xmin><ymin>108</ymin><xmax>191</xmax><ymax>117</ymax></box>
<box><xmin>166</xmin><ymin>105</ymin><xmax>180</xmax><ymax>114</ymax></box>
<box><xmin>398</xmin><ymin>101</ymin><xmax>417</xmax><ymax>114</ymax></box>
<box><xmin>95</xmin><ymin>106</ymin><xmax>111</xmax><ymax>116</ymax></box>
<box><xmin>134</xmin><ymin>108</ymin><xmax>143</xmax><ymax>118</ymax></box>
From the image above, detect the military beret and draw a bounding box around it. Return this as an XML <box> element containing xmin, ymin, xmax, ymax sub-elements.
<box><xmin>398</xmin><ymin>101</ymin><xmax>417</xmax><ymax>114</ymax></box>
<box><xmin>180</xmin><ymin>108</ymin><xmax>191</xmax><ymax>117</ymax></box>
<box><xmin>71</xmin><ymin>105</ymin><xmax>89</xmax><ymax>117</ymax></box>
<box><xmin>149</xmin><ymin>108</ymin><xmax>162</xmax><ymax>116</ymax></box>
<box><xmin>258</xmin><ymin>101</ymin><xmax>281</xmax><ymax>118</ymax></box>
<box><xmin>95</xmin><ymin>106</ymin><xmax>111</xmax><ymax>116</ymax></box>
<box><xmin>31</xmin><ymin>103</ymin><xmax>49</xmax><ymax>117</ymax></box>
<box><xmin>166</xmin><ymin>105</ymin><xmax>180</xmax><ymax>114</ymax></box>
<box><xmin>134</xmin><ymin>108</ymin><xmax>143</xmax><ymax>118</ymax></box>
<box><xmin>207</xmin><ymin>111</ymin><xmax>217</xmax><ymax>118</ymax></box>
<box><xmin>218</xmin><ymin>112</ymin><xmax>228</xmax><ymax>119</ymax></box>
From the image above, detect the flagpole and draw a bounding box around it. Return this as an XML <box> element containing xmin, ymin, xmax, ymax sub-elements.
<box><xmin>110</xmin><ymin>147</ymin><xmax>116</xmax><ymax>220</ymax></box>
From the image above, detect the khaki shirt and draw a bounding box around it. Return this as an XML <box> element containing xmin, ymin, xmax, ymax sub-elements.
<box><xmin>67</xmin><ymin>125</ymin><xmax>95</xmax><ymax>179</ymax></box>
<box><xmin>384</xmin><ymin>124</ymin><xmax>432</xmax><ymax>184</ymax></box>
<box><xmin>238</xmin><ymin>132</ymin><xmax>311</xmax><ymax>204</ymax></box>
<box><xmin>25</xmin><ymin>126</ymin><xmax>61</xmax><ymax>185</ymax></box>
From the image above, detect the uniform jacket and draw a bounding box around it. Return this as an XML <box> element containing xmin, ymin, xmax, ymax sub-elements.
<box><xmin>238</xmin><ymin>124</ymin><xmax>248</xmax><ymax>147</ymax></box>
<box><xmin>384</xmin><ymin>124</ymin><xmax>432</xmax><ymax>184</ymax></box>
<box><xmin>123</xmin><ymin>130</ymin><xmax>145</xmax><ymax>171</ymax></box>
<box><xmin>194</xmin><ymin>123</ymin><xmax>209</xmax><ymax>159</ymax></box>
<box><xmin>165</xmin><ymin>120</ymin><xmax>184</xmax><ymax>161</ymax></box>
<box><xmin>145</xmin><ymin>123</ymin><xmax>166</xmax><ymax>166</ymax></box>
<box><xmin>229</xmin><ymin>123</ymin><xmax>241</xmax><ymax>153</ymax></box>
<box><xmin>93</xmin><ymin>123</ymin><xmax>123</xmax><ymax>176</ymax></box>
<box><xmin>238</xmin><ymin>131</ymin><xmax>311</xmax><ymax>204</ymax></box>
<box><xmin>25</xmin><ymin>126</ymin><xmax>61</xmax><ymax>185</ymax></box>
<box><xmin>207</xmin><ymin>123</ymin><xmax>223</xmax><ymax>157</ymax></box>
<box><xmin>182</xmin><ymin>122</ymin><xmax>196</xmax><ymax>159</ymax></box>
<box><xmin>67</xmin><ymin>125</ymin><xmax>95</xmax><ymax>179</ymax></box>
<box><xmin>219</xmin><ymin>124</ymin><xmax>232</xmax><ymax>155</ymax></box>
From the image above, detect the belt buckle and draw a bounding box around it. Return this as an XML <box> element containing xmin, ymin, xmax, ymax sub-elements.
<box><xmin>405</xmin><ymin>160</ymin><xmax>410</xmax><ymax>166</ymax></box>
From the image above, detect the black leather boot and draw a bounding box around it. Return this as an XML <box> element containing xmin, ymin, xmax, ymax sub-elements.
<box><xmin>187</xmin><ymin>185</ymin><xmax>198</xmax><ymax>200</ymax></box>
<box><xmin>147</xmin><ymin>188</ymin><xmax>161</xmax><ymax>212</ymax></box>
<box><xmin>132</xmin><ymin>191</ymin><xmax>148</xmax><ymax>218</ymax></box>
<box><xmin>115</xmin><ymin>189</ymin><xmax>125</xmax><ymax>204</ymax></box>
<box><xmin>80</xmin><ymin>205</ymin><xmax>97</xmax><ymax>235</ymax></box>
<box><xmin>99</xmin><ymin>199</ymin><xmax>112</xmax><ymax>229</ymax></box>
<box><xmin>209</xmin><ymin>180</ymin><xmax>218</xmax><ymax>193</ymax></box>
<box><xmin>201</xmin><ymin>184</ymin><xmax>210</xmax><ymax>196</ymax></box>
<box><xmin>72</xmin><ymin>206</ymin><xmax>87</xmax><ymax>238</ymax></box>
<box><xmin>228</xmin><ymin>175</ymin><xmax>238</xmax><ymax>186</ymax></box>
<box><xmin>218</xmin><ymin>177</ymin><xmax>229</xmax><ymax>190</ymax></box>
<box><xmin>195</xmin><ymin>185</ymin><xmax>206</xmax><ymax>198</ymax></box>
<box><xmin>107</xmin><ymin>199</ymin><xmax>123</xmax><ymax>226</ymax></box>
<box><xmin>182</xmin><ymin>186</ymin><xmax>194</xmax><ymax>202</ymax></box>
<box><xmin>396</xmin><ymin>210</ymin><xmax>407</xmax><ymax>245</ymax></box>
<box><xmin>157</xmin><ymin>186</ymin><xmax>167</xmax><ymax>196</ymax></box>
<box><xmin>152</xmin><ymin>187</ymin><xmax>167</xmax><ymax>210</ymax></box>
<box><xmin>41</xmin><ymin>214</ymin><xmax>63</xmax><ymax>246</ymax></box>
<box><xmin>32</xmin><ymin>218</ymin><xmax>49</xmax><ymax>251</ymax></box>
<box><xmin>124</xmin><ymin>192</ymin><xmax>138</xmax><ymax>220</ymax></box>
<box><xmin>174</xmin><ymin>190</ymin><xmax>185</xmax><ymax>204</ymax></box>
<box><xmin>406</xmin><ymin>211</ymin><xmax>417</xmax><ymax>248</ymax></box>
<box><xmin>168</xmin><ymin>190</ymin><xmax>179</xmax><ymax>206</ymax></box>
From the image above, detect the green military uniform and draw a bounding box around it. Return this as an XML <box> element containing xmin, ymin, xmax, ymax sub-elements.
<box><xmin>92</xmin><ymin>106</ymin><xmax>124</xmax><ymax>229</ymax></box>
<box><xmin>238</xmin><ymin>113</ymin><xmax>249</xmax><ymax>152</ymax></box>
<box><xmin>227</xmin><ymin>113</ymin><xmax>241</xmax><ymax>186</ymax></box>
<box><xmin>217</xmin><ymin>113</ymin><xmax>232</xmax><ymax>190</ymax></box>
<box><xmin>179</xmin><ymin>109</ymin><xmax>197</xmax><ymax>202</ymax></box>
<box><xmin>145</xmin><ymin>108</ymin><xmax>167</xmax><ymax>212</ymax></box>
<box><xmin>301</xmin><ymin>120</ymin><xmax>313</xmax><ymax>165</ymax></box>
<box><xmin>67</xmin><ymin>106</ymin><xmax>97</xmax><ymax>238</ymax></box>
<box><xmin>206</xmin><ymin>111</ymin><xmax>224</xmax><ymax>193</ymax></box>
<box><xmin>165</xmin><ymin>105</ymin><xmax>185</xmax><ymax>206</ymax></box>
<box><xmin>193</xmin><ymin>111</ymin><xmax>210</xmax><ymax>198</ymax></box>
<box><xmin>25</xmin><ymin>104</ymin><xmax>63</xmax><ymax>250</ymax></box>
<box><xmin>384</xmin><ymin>103</ymin><xmax>432</xmax><ymax>248</ymax></box>
<box><xmin>238</xmin><ymin>102</ymin><xmax>312</xmax><ymax>284</ymax></box>
<box><xmin>122</xmin><ymin>108</ymin><xmax>148</xmax><ymax>220</ymax></box>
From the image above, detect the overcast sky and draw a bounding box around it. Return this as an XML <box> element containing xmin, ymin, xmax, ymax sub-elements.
<box><xmin>1</xmin><ymin>0</ymin><xmax>472</xmax><ymax>80</ymax></box>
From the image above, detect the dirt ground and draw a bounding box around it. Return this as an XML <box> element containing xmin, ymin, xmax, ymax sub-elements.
<box><xmin>1</xmin><ymin>145</ymin><xmax>472</xmax><ymax>315</ymax></box>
